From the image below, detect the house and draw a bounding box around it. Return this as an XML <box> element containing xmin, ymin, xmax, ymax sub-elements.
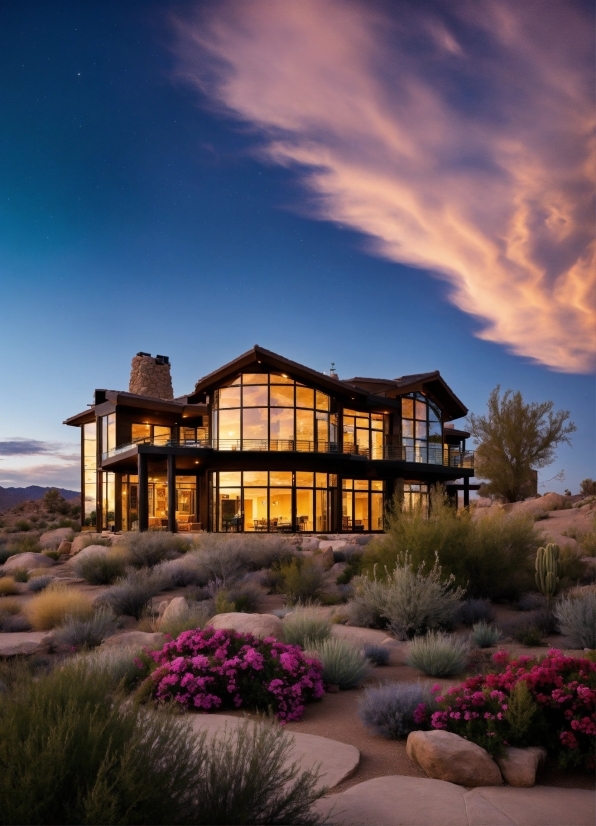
<box><xmin>64</xmin><ymin>346</ymin><xmax>475</xmax><ymax>533</ymax></box>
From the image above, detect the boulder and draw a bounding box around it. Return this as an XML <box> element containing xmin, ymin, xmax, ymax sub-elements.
<box><xmin>316</xmin><ymin>547</ymin><xmax>335</xmax><ymax>569</ymax></box>
<box><xmin>0</xmin><ymin>632</ymin><xmax>52</xmax><ymax>657</ymax></box>
<box><xmin>101</xmin><ymin>631</ymin><xmax>166</xmax><ymax>650</ymax></box>
<box><xmin>3</xmin><ymin>552</ymin><xmax>55</xmax><ymax>572</ymax></box>
<box><xmin>298</xmin><ymin>538</ymin><xmax>320</xmax><ymax>551</ymax></box>
<box><xmin>319</xmin><ymin>540</ymin><xmax>349</xmax><ymax>552</ymax></box>
<box><xmin>71</xmin><ymin>533</ymin><xmax>103</xmax><ymax>555</ymax></box>
<box><xmin>158</xmin><ymin>596</ymin><xmax>189</xmax><ymax>628</ymax></box>
<box><xmin>56</xmin><ymin>540</ymin><xmax>72</xmax><ymax>555</ymax></box>
<box><xmin>67</xmin><ymin>544</ymin><xmax>110</xmax><ymax>564</ymax></box>
<box><xmin>208</xmin><ymin>612</ymin><xmax>284</xmax><ymax>640</ymax></box>
<box><xmin>496</xmin><ymin>747</ymin><xmax>547</xmax><ymax>787</ymax></box>
<box><xmin>406</xmin><ymin>730</ymin><xmax>503</xmax><ymax>787</ymax></box>
<box><xmin>39</xmin><ymin>527</ymin><xmax>74</xmax><ymax>550</ymax></box>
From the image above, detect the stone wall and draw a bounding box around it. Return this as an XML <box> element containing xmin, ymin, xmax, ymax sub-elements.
<box><xmin>129</xmin><ymin>353</ymin><xmax>174</xmax><ymax>399</ymax></box>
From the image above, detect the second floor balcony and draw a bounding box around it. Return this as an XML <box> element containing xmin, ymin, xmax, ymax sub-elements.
<box><xmin>103</xmin><ymin>435</ymin><xmax>474</xmax><ymax>469</ymax></box>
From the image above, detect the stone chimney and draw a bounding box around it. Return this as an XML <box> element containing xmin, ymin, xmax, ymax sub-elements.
<box><xmin>129</xmin><ymin>352</ymin><xmax>174</xmax><ymax>399</ymax></box>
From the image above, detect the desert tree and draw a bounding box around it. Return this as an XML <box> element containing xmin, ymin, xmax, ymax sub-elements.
<box><xmin>467</xmin><ymin>386</ymin><xmax>576</xmax><ymax>502</ymax></box>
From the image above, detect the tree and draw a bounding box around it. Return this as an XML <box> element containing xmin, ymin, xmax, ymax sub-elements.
<box><xmin>580</xmin><ymin>478</ymin><xmax>596</xmax><ymax>496</ymax></box>
<box><xmin>467</xmin><ymin>386</ymin><xmax>576</xmax><ymax>503</ymax></box>
<box><xmin>42</xmin><ymin>487</ymin><xmax>65</xmax><ymax>513</ymax></box>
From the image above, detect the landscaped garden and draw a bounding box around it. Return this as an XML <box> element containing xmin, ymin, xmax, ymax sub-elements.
<box><xmin>0</xmin><ymin>487</ymin><xmax>595</xmax><ymax>823</ymax></box>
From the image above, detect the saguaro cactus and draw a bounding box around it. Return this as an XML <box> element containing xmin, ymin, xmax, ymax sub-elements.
<box><xmin>535</xmin><ymin>543</ymin><xmax>560</xmax><ymax>606</ymax></box>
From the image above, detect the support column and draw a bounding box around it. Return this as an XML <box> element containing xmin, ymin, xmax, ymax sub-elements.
<box><xmin>138</xmin><ymin>453</ymin><xmax>149</xmax><ymax>532</ymax></box>
<box><xmin>167</xmin><ymin>454</ymin><xmax>176</xmax><ymax>533</ymax></box>
<box><xmin>463</xmin><ymin>476</ymin><xmax>470</xmax><ymax>509</ymax></box>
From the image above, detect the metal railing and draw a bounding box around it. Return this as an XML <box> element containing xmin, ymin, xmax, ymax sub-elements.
<box><xmin>103</xmin><ymin>436</ymin><xmax>474</xmax><ymax>468</ymax></box>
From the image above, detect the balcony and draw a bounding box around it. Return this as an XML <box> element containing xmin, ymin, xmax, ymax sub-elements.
<box><xmin>103</xmin><ymin>437</ymin><xmax>473</xmax><ymax>468</ymax></box>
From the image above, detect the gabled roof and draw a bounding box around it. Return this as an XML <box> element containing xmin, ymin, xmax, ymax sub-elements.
<box><xmin>187</xmin><ymin>345</ymin><xmax>370</xmax><ymax>403</ymax></box>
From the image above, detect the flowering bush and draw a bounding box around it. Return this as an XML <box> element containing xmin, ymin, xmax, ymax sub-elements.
<box><xmin>148</xmin><ymin>627</ymin><xmax>324</xmax><ymax>722</ymax></box>
<box><xmin>429</xmin><ymin>649</ymin><xmax>596</xmax><ymax>771</ymax></box>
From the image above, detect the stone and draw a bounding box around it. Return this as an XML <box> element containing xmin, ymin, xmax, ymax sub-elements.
<box><xmin>208</xmin><ymin>612</ymin><xmax>284</xmax><ymax>640</ymax></box>
<box><xmin>318</xmin><ymin>540</ymin><xmax>349</xmax><ymax>551</ymax></box>
<box><xmin>298</xmin><ymin>538</ymin><xmax>320</xmax><ymax>551</ymax></box>
<box><xmin>101</xmin><ymin>631</ymin><xmax>166</xmax><ymax>650</ymax></box>
<box><xmin>70</xmin><ymin>533</ymin><xmax>105</xmax><ymax>555</ymax></box>
<box><xmin>129</xmin><ymin>354</ymin><xmax>173</xmax><ymax>400</ymax></box>
<box><xmin>3</xmin><ymin>552</ymin><xmax>55</xmax><ymax>572</ymax></box>
<box><xmin>406</xmin><ymin>730</ymin><xmax>502</xmax><ymax>787</ymax></box>
<box><xmin>39</xmin><ymin>527</ymin><xmax>74</xmax><ymax>550</ymax></box>
<box><xmin>316</xmin><ymin>547</ymin><xmax>335</xmax><ymax>569</ymax></box>
<box><xmin>313</xmin><ymin>776</ymin><xmax>596</xmax><ymax>826</ymax></box>
<box><xmin>186</xmin><ymin>714</ymin><xmax>359</xmax><ymax>792</ymax></box>
<box><xmin>158</xmin><ymin>596</ymin><xmax>189</xmax><ymax>628</ymax></box>
<box><xmin>56</xmin><ymin>540</ymin><xmax>72</xmax><ymax>555</ymax></box>
<box><xmin>496</xmin><ymin>746</ymin><xmax>546</xmax><ymax>787</ymax></box>
<box><xmin>66</xmin><ymin>544</ymin><xmax>110</xmax><ymax>564</ymax></box>
<box><xmin>0</xmin><ymin>632</ymin><xmax>52</xmax><ymax>658</ymax></box>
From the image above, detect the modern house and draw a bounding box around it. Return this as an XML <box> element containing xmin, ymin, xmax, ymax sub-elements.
<box><xmin>64</xmin><ymin>346</ymin><xmax>475</xmax><ymax>533</ymax></box>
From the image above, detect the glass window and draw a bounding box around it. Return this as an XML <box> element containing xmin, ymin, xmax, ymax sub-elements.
<box><xmin>371</xmin><ymin>480</ymin><xmax>383</xmax><ymax>491</ymax></box>
<box><xmin>219</xmin><ymin>387</ymin><xmax>241</xmax><ymax>408</ymax></box>
<box><xmin>243</xmin><ymin>385</ymin><xmax>268</xmax><ymax>407</ymax></box>
<box><xmin>269</xmin><ymin>373</ymin><xmax>294</xmax><ymax>384</ymax></box>
<box><xmin>219</xmin><ymin>488</ymin><xmax>242</xmax><ymax>532</ymax></box>
<box><xmin>354</xmin><ymin>479</ymin><xmax>368</xmax><ymax>490</ymax></box>
<box><xmin>270</xmin><ymin>385</ymin><xmax>294</xmax><ymax>407</ymax></box>
<box><xmin>244</xmin><ymin>470</ymin><xmax>268</xmax><ymax>486</ymax></box>
<box><xmin>244</xmin><ymin>488</ymin><xmax>268</xmax><ymax>532</ymax></box>
<box><xmin>402</xmin><ymin>398</ymin><xmax>414</xmax><ymax>418</ymax></box>
<box><xmin>270</xmin><ymin>471</ymin><xmax>292</xmax><ymax>486</ymax></box>
<box><xmin>296</xmin><ymin>488</ymin><xmax>313</xmax><ymax>532</ymax></box>
<box><xmin>342</xmin><ymin>479</ymin><xmax>353</xmax><ymax>489</ymax></box>
<box><xmin>153</xmin><ymin>426</ymin><xmax>171</xmax><ymax>445</ymax></box>
<box><xmin>132</xmin><ymin>423</ymin><xmax>151</xmax><ymax>443</ymax></box>
<box><xmin>269</xmin><ymin>488</ymin><xmax>292</xmax><ymax>529</ymax></box>
<box><xmin>316</xmin><ymin>391</ymin><xmax>329</xmax><ymax>411</ymax></box>
<box><xmin>296</xmin><ymin>387</ymin><xmax>314</xmax><ymax>408</ymax></box>
<box><xmin>296</xmin><ymin>409</ymin><xmax>314</xmax><ymax>448</ymax></box>
<box><xmin>180</xmin><ymin>426</ymin><xmax>196</xmax><ymax>442</ymax></box>
<box><xmin>270</xmin><ymin>408</ymin><xmax>294</xmax><ymax>443</ymax></box>
<box><xmin>296</xmin><ymin>471</ymin><xmax>314</xmax><ymax>487</ymax></box>
<box><xmin>243</xmin><ymin>373</ymin><xmax>267</xmax><ymax>384</ymax></box>
<box><xmin>371</xmin><ymin>492</ymin><xmax>384</xmax><ymax>530</ymax></box>
<box><xmin>102</xmin><ymin>413</ymin><xmax>116</xmax><ymax>454</ymax></box>
<box><xmin>243</xmin><ymin>408</ymin><xmax>268</xmax><ymax>443</ymax></box>
<box><xmin>415</xmin><ymin>421</ymin><xmax>427</xmax><ymax>439</ymax></box>
<box><xmin>83</xmin><ymin>422</ymin><xmax>97</xmax><ymax>526</ymax></box>
<box><xmin>219</xmin><ymin>409</ymin><xmax>240</xmax><ymax>444</ymax></box>
<box><xmin>220</xmin><ymin>471</ymin><xmax>241</xmax><ymax>486</ymax></box>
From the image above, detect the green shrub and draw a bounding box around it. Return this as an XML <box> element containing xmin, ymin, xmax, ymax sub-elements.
<box><xmin>98</xmin><ymin>569</ymin><xmax>165</xmax><ymax>619</ymax></box>
<box><xmin>0</xmin><ymin>577</ymin><xmax>18</xmax><ymax>596</ymax></box>
<box><xmin>307</xmin><ymin>636</ymin><xmax>371</xmax><ymax>689</ymax></box>
<box><xmin>336</xmin><ymin>552</ymin><xmax>364</xmax><ymax>584</ymax></box>
<box><xmin>470</xmin><ymin>620</ymin><xmax>501</xmax><ymax>648</ymax></box>
<box><xmin>25</xmin><ymin>584</ymin><xmax>94</xmax><ymax>630</ymax></box>
<box><xmin>193</xmin><ymin>533</ymin><xmax>295</xmax><ymax>577</ymax></box>
<box><xmin>508</xmin><ymin>620</ymin><xmax>545</xmax><ymax>646</ymax></box>
<box><xmin>14</xmin><ymin>519</ymin><xmax>32</xmax><ymax>532</ymax></box>
<box><xmin>0</xmin><ymin>546</ymin><xmax>19</xmax><ymax>565</ymax></box>
<box><xmin>80</xmin><ymin>644</ymin><xmax>150</xmax><ymax>690</ymax></box>
<box><xmin>52</xmin><ymin>608</ymin><xmax>118</xmax><ymax>650</ymax></box>
<box><xmin>122</xmin><ymin>532</ymin><xmax>191</xmax><ymax>568</ymax></box>
<box><xmin>347</xmin><ymin>575</ymin><xmax>389</xmax><ymax>628</ymax></box>
<box><xmin>555</xmin><ymin>591</ymin><xmax>596</xmax><ymax>648</ymax></box>
<box><xmin>277</xmin><ymin>557</ymin><xmax>324</xmax><ymax>605</ymax></box>
<box><xmin>359</xmin><ymin>681</ymin><xmax>437</xmax><ymax>738</ymax></box>
<box><xmin>282</xmin><ymin>609</ymin><xmax>332</xmax><ymax>647</ymax></box>
<box><xmin>364</xmin><ymin>489</ymin><xmax>539</xmax><ymax>599</ymax></box>
<box><xmin>11</xmin><ymin>567</ymin><xmax>29</xmax><ymax>583</ymax></box>
<box><xmin>406</xmin><ymin>631</ymin><xmax>469</xmax><ymax>677</ymax></box>
<box><xmin>227</xmin><ymin>580</ymin><xmax>263</xmax><ymax>613</ymax></box>
<box><xmin>158</xmin><ymin>603</ymin><xmax>210</xmax><ymax>639</ymax></box>
<box><xmin>74</xmin><ymin>551</ymin><xmax>127</xmax><ymax>585</ymax></box>
<box><xmin>212</xmin><ymin>588</ymin><xmax>236</xmax><ymax>615</ymax></box>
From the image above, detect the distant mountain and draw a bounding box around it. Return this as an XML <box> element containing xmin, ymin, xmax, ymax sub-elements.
<box><xmin>0</xmin><ymin>486</ymin><xmax>80</xmax><ymax>512</ymax></box>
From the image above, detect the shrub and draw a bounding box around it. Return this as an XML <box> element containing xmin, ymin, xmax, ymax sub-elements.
<box><xmin>362</xmin><ymin>644</ymin><xmax>391</xmax><ymax>666</ymax></box>
<box><xmin>194</xmin><ymin>533</ymin><xmax>295</xmax><ymax>577</ymax></box>
<box><xmin>13</xmin><ymin>536</ymin><xmax>42</xmax><ymax>554</ymax></box>
<box><xmin>430</xmin><ymin>649</ymin><xmax>596</xmax><ymax>770</ymax></box>
<box><xmin>227</xmin><ymin>579</ymin><xmax>263</xmax><ymax>613</ymax></box>
<box><xmin>14</xmin><ymin>519</ymin><xmax>32</xmax><ymax>532</ymax></box>
<box><xmin>457</xmin><ymin>599</ymin><xmax>495</xmax><ymax>627</ymax></box>
<box><xmin>28</xmin><ymin>575</ymin><xmax>53</xmax><ymax>593</ymax></box>
<box><xmin>470</xmin><ymin>620</ymin><xmax>501</xmax><ymax>648</ymax></box>
<box><xmin>74</xmin><ymin>550</ymin><xmax>126</xmax><ymax>585</ymax></box>
<box><xmin>147</xmin><ymin>627</ymin><xmax>324</xmax><ymax>722</ymax></box>
<box><xmin>0</xmin><ymin>614</ymin><xmax>32</xmax><ymax>632</ymax></box>
<box><xmin>98</xmin><ymin>569</ymin><xmax>165</xmax><ymax>619</ymax></box>
<box><xmin>359</xmin><ymin>681</ymin><xmax>438</xmax><ymax>738</ymax></box>
<box><xmin>42</xmin><ymin>549</ymin><xmax>60</xmax><ymax>561</ymax></box>
<box><xmin>52</xmin><ymin>607</ymin><xmax>118</xmax><ymax>650</ymax></box>
<box><xmin>364</xmin><ymin>489</ymin><xmax>539</xmax><ymax>599</ymax></box>
<box><xmin>307</xmin><ymin>636</ymin><xmax>371</xmax><ymax>689</ymax></box>
<box><xmin>282</xmin><ymin>609</ymin><xmax>332</xmax><ymax>648</ymax></box>
<box><xmin>0</xmin><ymin>546</ymin><xmax>19</xmax><ymax>565</ymax></box>
<box><xmin>0</xmin><ymin>662</ymin><xmax>208</xmax><ymax>825</ymax></box>
<box><xmin>11</xmin><ymin>567</ymin><xmax>29</xmax><ymax>583</ymax></box>
<box><xmin>80</xmin><ymin>643</ymin><xmax>150</xmax><ymax>690</ymax></box>
<box><xmin>154</xmin><ymin>556</ymin><xmax>207</xmax><ymax>588</ymax></box>
<box><xmin>347</xmin><ymin>576</ymin><xmax>389</xmax><ymax>628</ymax></box>
<box><xmin>336</xmin><ymin>552</ymin><xmax>364</xmax><ymax>585</ymax></box>
<box><xmin>555</xmin><ymin>591</ymin><xmax>596</xmax><ymax>648</ymax></box>
<box><xmin>580</xmin><ymin>478</ymin><xmax>596</xmax><ymax>496</ymax></box>
<box><xmin>158</xmin><ymin>603</ymin><xmax>210</xmax><ymax>639</ymax></box>
<box><xmin>78</xmin><ymin>535</ymin><xmax>112</xmax><ymax>550</ymax></box>
<box><xmin>25</xmin><ymin>584</ymin><xmax>93</xmax><ymax>630</ymax></box>
<box><xmin>277</xmin><ymin>558</ymin><xmax>324</xmax><ymax>605</ymax></box>
<box><xmin>0</xmin><ymin>597</ymin><xmax>20</xmax><ymax>617</ymax></box>
<box><xmin>122</xmin><ymin>531</ymin><xmax>191</xmax><ymax>568</ymax></box>
<box><xmin>407</xmin><ymin>631</ymin><xmax>469</xmax><ymax>677</ymax></box>
<box><xmin>516</xmin><ymin>593</ymin><xmax>546</xmax><ymax>612</ymax></box>
<box><xmin>0</xmin><ymin>577</ymin><xmax>18</xmax><ymax>596</ymax></box>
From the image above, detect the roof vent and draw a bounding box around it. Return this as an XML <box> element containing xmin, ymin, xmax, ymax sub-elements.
<box><xmin>329</xmin><ymin>362</ymin><xmax>339</xmax><ymax>379</ymax></box>
<box><xmin>136</xmin><ymin>351</ymin><xmax>151</xmax><ymax>357</ymax></box>
<box><xmin>155</xmin><ymin>355</ymin><xmax>169</xmax><ymax>365</ymax></box>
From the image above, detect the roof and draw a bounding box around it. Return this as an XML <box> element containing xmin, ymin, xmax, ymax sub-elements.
<box><xmin>64</xmin><ymin>389</ymin><xmax>206</xmax><ymax>427</ymax></box>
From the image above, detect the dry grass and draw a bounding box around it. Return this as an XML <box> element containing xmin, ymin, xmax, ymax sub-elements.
<box><xmin>0</xmin><ymin>576</ymin><xmax>18</xmax><ymax>597</ymax></box>
<box><xmin>24</xmin><ymin>583</ymin><xmax>94</xmax><ymax>630</ymax></box>
<box><xmin>0</xmin><ymin>597</ymin><xmax>20</xmax><ymax>616</ymax></box>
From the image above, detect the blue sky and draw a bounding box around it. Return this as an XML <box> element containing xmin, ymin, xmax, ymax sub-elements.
<box><xmin>0</xmin><ymin>0</ymin><xmax>593</xmax><ymax>493</ymax></box>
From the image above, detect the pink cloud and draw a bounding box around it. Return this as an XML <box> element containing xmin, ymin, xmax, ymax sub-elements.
<box><xmin>172</xmin><ymin>0</ymin><xmax>595</xmax><ymax>373</ymax></box>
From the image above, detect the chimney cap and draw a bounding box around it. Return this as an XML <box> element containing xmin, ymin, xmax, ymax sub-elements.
<box><xmin>155</xmin><ymin>354</ymin><xmax>169</xmax><ymax>365</ymax></box>
<box><xmin>136</xmin><ymin>351</ymin><xmax>151</xmax><ymax>357</ymax></box>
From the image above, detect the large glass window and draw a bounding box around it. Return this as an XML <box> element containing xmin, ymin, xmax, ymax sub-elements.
<box><xmin>101</xmin><ymin>471</ymin><xmax>115</xmax><ymax>529</ymax></box>
<box><xmin>401</xmin><ymin>394</ymin><xmax>443</xmax><ymax>464</ymax></box>
<box><xmin>342</xmin><ymin>410</ymin><xmax>385</xmax><ymax>459</ymax></box>
<box><xmin>212</xmin><ymin>373</ymin><xmax>334</xmax><ymax>452</ymax></box>
<box><xmin>402</xmin><ymin>483</ymin><xmax>429</xmax><ymax>512</ymax></box>
<box><xmin>342</xmin><ymin>479</ymin><xmax>384</xmax><ymax>531</ymax></box>
<box><xmin>101</xmin><ymin>413</ymin><xmax>116</xmax><ymax>456</ymax></box>
<box><xmin>212</xmin><ymin>471</ymin><xmax>337</xmax><ymax>532</ymax></box>
<box><xmin>132</xmin><ymin>423</ymin><xmax>172</xmax><ymax>446</ymax></box>
<box><xmin>83</xmin><ymin>422</ymin><xmax>97</xmax><ymax>527</ymax></box>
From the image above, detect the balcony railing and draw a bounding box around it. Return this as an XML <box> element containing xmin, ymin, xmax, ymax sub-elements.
<box><xmin>103</xmin><ymin>436</ymin><xmax>474</xmax><ymax>468</ymax></box>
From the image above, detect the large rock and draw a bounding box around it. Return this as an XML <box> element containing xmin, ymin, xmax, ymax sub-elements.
<box><xmin>39</xmin><ymin>527</ymin><xmax>74</xmax><ymax>550</ymax></box>
<box><xmin>496</xmin><ymin>746</ymin><xmax>546</xmax><ymax>787</ymax></box>
<box><xmin>56</xmin><ymin>540</ymin><xmax>72</xmax><ymax>555</ymax></box>
<box><xmin>208</xmin><ymin>612</ymin><xmax>284</xmax><ymax>640</ymax></box>
<box><xmin>406</xmin><ymin>730</ymin><xmax>502</xmax><ymax>787</ymax></box>
<box><xmin>71</xmin><ymin>533</ymin><xmax>104</xmax><ymax>555</ymax></box>
<box><xmin>67</xmin><ymin>544</ymin><xmax>111</xmax><ymax>564</ymax></box>
<box><xmin>101</xmin><ymin>631</ymin><xmax>166</xmax><ymax>650</ymax></box>
<box><xmin>158</xmin><ymin>596</ymin><xmax>189</xmax><ymax>628</ymax></box>
<box><xmin>3</xmin><ymin>552</ymin><xmax>55</xmax><ymax>572</ymax></box>
<box><xmin>0</xmin><ymin>632</ymin><xmax>52</xmax><ymax>657</ymax></box>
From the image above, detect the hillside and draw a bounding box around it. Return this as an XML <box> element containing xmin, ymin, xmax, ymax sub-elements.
<box><xmin>0</xmin><ymin>486</ymin><xmax>79</xmax><ymax>512</ymax></box>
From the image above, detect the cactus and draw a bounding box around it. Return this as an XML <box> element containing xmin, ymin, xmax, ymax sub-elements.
<box><xmin>535</xmin><ymin>543</ymin><xmax>560</xmax><ymax>606</ymax></box>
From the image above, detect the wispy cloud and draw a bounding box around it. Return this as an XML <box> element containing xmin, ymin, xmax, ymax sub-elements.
<box><xmin>0</xmin><ymin>438</ymin><xmax>69</xmax><ymax>457</ymax></box>
<box><xmin>0</xmin><ymin>461</ymin><xmax>80</xmax><ymax>490</ymax></box>
<box><xmin>0</xmin><ymin>437</ymin><xmax>79</xmax><ymax>489</ymax></box>
<box><xmin>172</xmin><ymin>0</ymin><xmax>595</xmax><ymax>373</ymax></box>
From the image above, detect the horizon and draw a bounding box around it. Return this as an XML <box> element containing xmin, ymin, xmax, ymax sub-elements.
<box><xmin>0</xmin><ymin>0</ymin><xmax>593</xmax><ymax>495</ymax></box>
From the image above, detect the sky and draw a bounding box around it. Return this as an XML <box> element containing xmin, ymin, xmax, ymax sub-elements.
<box><xmin>0</xmin><ymin>0</ymin><xmax>594</xmax><ymax>494</ymax></box>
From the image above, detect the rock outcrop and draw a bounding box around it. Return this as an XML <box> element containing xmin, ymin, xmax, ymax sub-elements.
<box><xmin>3</xmin><ymin>552</ymin><xmax>55</xmax><ymax>571</ymax></box>
<box><xmin>208</xmin><ymin>612</ymin><xmax>284</xmax><ymax>640</ymax></box>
